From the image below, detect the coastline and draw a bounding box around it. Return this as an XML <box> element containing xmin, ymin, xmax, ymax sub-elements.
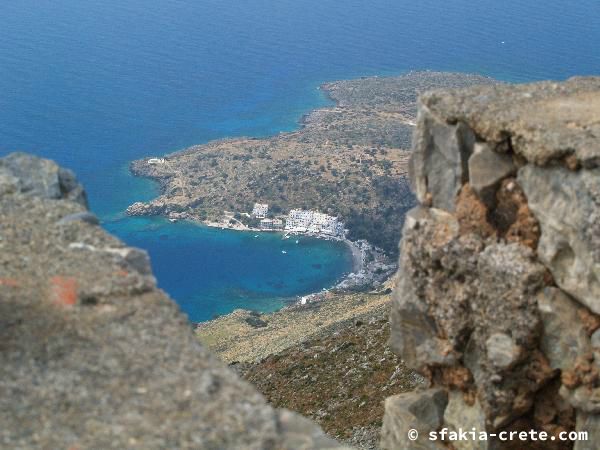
<box><xmin>125</xmin><ymin>72</ymin><xmax>494</xmax><ymax>254</ymax></box>
<box><xmin>124</xmin><ymin>72</ymin><xmax>497</xmax><ymax>314</ymax></box>
<box><xmin>166</xmin><ymin>211</ymin><xmax>394</xmax><ymax>298</ymax></box>
<box><xmin>345</xmin><ymin>237</ymin><xmax>364</xmax><ymax>274</ymax></box>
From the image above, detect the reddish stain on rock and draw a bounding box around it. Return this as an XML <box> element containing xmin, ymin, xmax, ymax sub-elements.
<box><xmin>579</xmin><ymin>308</ymin><xmax>600</xmax><ymax>335</ymax></box>
<box><xmin>494</xmin><ymin>178</ymin><xmax>540</xmax><ymax>249</ymax></box>
<box><xmin>455</xmin><ymin>184</ymin><xmax>497</xmax><ymax>239</ymax></box>
<box><xmin>49</xmin><ymin>276</ymin><xmax>79</xmax><ymax>306</ymax></box>
<box><xmin>115</xmin><ymin>269</ymin><xmax>129</xmax><ymax>277</ymax></box>
<box><xmin>438</xmin><ymin>365</ymin><xmax>473</xmax><ymax>391</ymax></box>
<box><xmin>0</xmin><ymin>278</ymin><xmax>20</xmax><ymax>288</ymax></box>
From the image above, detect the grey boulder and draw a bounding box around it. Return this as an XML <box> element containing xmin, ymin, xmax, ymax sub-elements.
<box><xmin>381</xmin><ymin>389</ymin><xmax>448</xmax><ymax>450</ymax></box>
<box><xmin>468</xmin><ymin>142</ymin><xmax>516</xmax><ymax>206</ymax></box>
<box><xmin>0</xmin><ymin>152</ymin><xmax>88</xmax><ymax>207</ymax></box>
<box><xmin>537</xmin><ymin>287</ymin><xmax>591</xmax><ymax>371</ymax></box>
<box><xmin>409</xmin><ymin>105</ymin><xmax>475</xmax><ymax>211</ymax></box>
<box><xmin>518</xmin><ymin>165</ymin><xmax>600</xmax><ymax>314</ymax></box>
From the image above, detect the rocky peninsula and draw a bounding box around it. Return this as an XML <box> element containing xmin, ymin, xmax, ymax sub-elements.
<box><xmin>127</xmin><ymin>71</ymin><xmax>496</xmax><ymax>257</ymax></box>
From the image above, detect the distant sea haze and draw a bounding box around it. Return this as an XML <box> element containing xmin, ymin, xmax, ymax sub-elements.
<box><xmin>1</xmin><ymin>0</ymin><xmax>599</xmax><ymax>321</ymax></box>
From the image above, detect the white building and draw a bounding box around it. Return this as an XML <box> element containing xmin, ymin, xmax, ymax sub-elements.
<box><xmin>285</xmin><ymin>209</ymin><xmax>313</xmax><ymax>231</ymax></box>
<box><xmin>310</xmin><ymin>212</ymin><xmax>343</xmax><ymax>235</ymax></box>
<box><xmin>252</xmin><ymin>203</ymin><xmax>269</xmax><ymax>218</ymax></box>
<box><xmin>285</xmin><ymin>209</ymin><xmax>344</xmax><ymax>236</ymax></box>
<box><xmin>147</xmin><ymin>158</ymin><xmax>166</xmax><ymax>165</ymax></box>
<box><xmin>260</xmin><ymin>218</ymin><xmax>283</xmax><ymax>230</ymax></box>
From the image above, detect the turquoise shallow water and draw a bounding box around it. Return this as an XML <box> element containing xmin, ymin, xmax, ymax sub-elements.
<box><xmin>105</xmin><ymin>217</ymin><xmax>351</xmax><ymax>321</ymax></box>
<box><xmin>1</xmin><ymin>0</ymin><xmax>599</xmax><ymax>321</ymax></box>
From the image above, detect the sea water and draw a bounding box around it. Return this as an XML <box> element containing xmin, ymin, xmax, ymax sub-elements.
<box><xmin>1</xmin><ymin>0</ymin><xmax>599</xmax><ymax>321</ymax></box>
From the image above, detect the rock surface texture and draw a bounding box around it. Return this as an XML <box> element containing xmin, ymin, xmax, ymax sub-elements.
<box><xmin>386</xmin><ymin>77</ymin><xmax>600</xmax><ymax>449</ymax></box>
<box><xmin>0</xmin><ymin>153</ymin><xmax>346</xmax><ymax>449</ymax></box>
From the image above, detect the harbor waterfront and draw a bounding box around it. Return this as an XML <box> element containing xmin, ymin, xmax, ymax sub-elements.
<box><xmin>122</xmin><ymin>202</ymin><xmax>397</xmax><ymax>315</ymax></box>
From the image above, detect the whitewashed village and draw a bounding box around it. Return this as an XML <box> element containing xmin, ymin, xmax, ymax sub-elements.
<box><xmin>251</xmin><ymin>203</ymin><xmax>345</xmax><ymax>237</ymax></box>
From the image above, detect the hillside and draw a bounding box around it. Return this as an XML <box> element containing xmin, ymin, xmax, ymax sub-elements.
<box><xmin>197</xmin><ymin>290</ymin><xmax>421</xmax><ymax>449</ymax></box>
<box><xmin>235</xmin><ymin>306</ymin><xmax>421</xmax><ymax>449</ymax></box>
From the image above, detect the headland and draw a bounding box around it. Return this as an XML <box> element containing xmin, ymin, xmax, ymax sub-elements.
<box><xmin>126</xmin><ymin>71</ymin><xmax>497</xmax><ymax>258</ymax></box>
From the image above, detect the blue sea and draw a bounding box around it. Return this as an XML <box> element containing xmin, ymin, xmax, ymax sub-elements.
<box><xmin>1</xmin><ymin>0</ymin><xmax>599</xmax><ymax>321</ymax></box>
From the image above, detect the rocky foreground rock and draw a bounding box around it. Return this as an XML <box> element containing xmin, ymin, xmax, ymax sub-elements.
<box><xmin>384</xmin><ymin>77</ymin><xmax>600</xmax><ymax>449</ymax></box>
<box><xmin>0</xmin><ymin>153</ymin><xmax>346</xmax><ymax>449</ymax></box>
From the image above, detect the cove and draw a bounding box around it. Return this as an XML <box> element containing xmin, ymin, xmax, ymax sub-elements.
<box><xmin>103</xmin><ymin>215</ymin><xmax>352</xmax><ymax>322</ymax></box>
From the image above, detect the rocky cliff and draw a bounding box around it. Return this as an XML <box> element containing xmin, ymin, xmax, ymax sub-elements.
<box><xmin>0</xmin><ymin>152</ymin><xmax>346</xmax><ymax>449</ymax></box>
<box><xmin>383</xmin><ymin>77</ymin><xmax>600</xmax><ymax>449</ymax></box>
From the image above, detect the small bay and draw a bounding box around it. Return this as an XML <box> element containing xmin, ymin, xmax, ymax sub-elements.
<box><xmin>104</xmin><ymin>217</ymin><xmax>351</xmax><ymax>322</ymax></box>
